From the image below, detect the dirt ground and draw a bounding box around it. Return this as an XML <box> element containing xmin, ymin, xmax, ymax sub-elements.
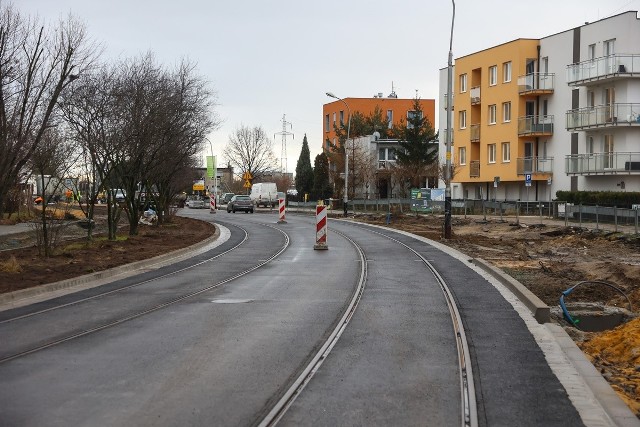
<box><xmin>0</xmin><ymin>208</ymin><xmax>638</xmax><ymax>416</ymax></box>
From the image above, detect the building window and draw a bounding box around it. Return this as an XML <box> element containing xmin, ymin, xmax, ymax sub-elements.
<box><xmin>488</xmin><ymin>144</ymin><xmax>496</xmax><ymax>163</ymax></box>
<box><xmin>325</xmin><ymin>114</ymin><xmax>330</xmax><ymax>132</ymax></box>
<box><xmin>459</xmin><ymin>73</ymin><xmax>467</xmax><ymax>93</ymax></box>
<box><xmin>459</xmin><ymin>110</ymin><xmax>467</xmax><ymax>129</ymax></box>
<box><xmin>587</xmin><ymin>91</ymin><xmax>595</xmax><ymax>108</ymax></box>
<box><xmin>459</xmin><ymin>147</ymin><xmax>466</xmax><ymax>165</ymax></box>
<box><xmin>542</xmin><ymin>100</ymin><xmax>548</xmax><ymax>117</ymax></box>
<box><xmin>407</xmin><ymin>110</ymin><xmax>422</xmax><ymax>129</ymax></box>
<box><xmin>388</xmin><ymin>148</ymin><xmax>396</xmax><ymax>160</ymax></box>
<box><xmin>488</xmin><ymin>104</ymin><xmax>497</xmax><ymax>125</ymax></box>
<box><xmin>604</xmin><ymin>134</ymin><xmax>614</xmax><ymax>168</ymax></box>
<box><xmin>502</xmin><ymin>102</ymin><xmax>511</xmax><ymax>122</ymax></box>
<box><xmin>587</xmin><ymin>136</ymin><xmax>594</xmax><ymax>154</ymax></box>
<box><xmin>588</xmin><ymin>44</ymin><xmax>596</xmax><ymax>61</ymax></box>
<box><xmin>489</xmin><ymin>65</ymin><xmax>497</xmax><ymax>86</ymax></box>
<box><xmin>339</xmin><ymin>110</ymin><xmax>344</xmax><ymax>125</ymax></box>
<box><xmin>503</xmin><ymin>61</ymin><xmax>511</xmax><ymax>83</ymax></box>
<box><xmin>502</xmin><ymin>142</ymin><xmax>510</xmax><ymax>162</ymax></box>
<box><xmin>604</xmin><ymin>39</ymin><xmax>615</xmax><ymax>56</ymax></box>
<box><xmin>379</xmin><ymin>148</ymin><xmax>385</xmax><ymax>161</ymax></box>
<box><xmin>387</xmin><ymin>110</ymin><xmax>393</xmax><ymax>128</ymax></box>
<box><xmin>332</xmin><ymin>112</ymin><xmax>336</xmax><ymax>126</ymax></box>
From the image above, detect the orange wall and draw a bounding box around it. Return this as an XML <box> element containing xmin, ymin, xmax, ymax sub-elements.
<box><xmin>454</xmin><ymin>39</ymin><xmax>540</xmax><ymax>183</ymax></box>
<box><xmin>322</xmin><ymin>97</ymin><xmax>436</xmax><ymax>152</ymax></box>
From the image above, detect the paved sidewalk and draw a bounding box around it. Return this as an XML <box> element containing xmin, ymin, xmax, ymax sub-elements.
<box><xmin>0</xmin><ymin>223</ymin><xmax>32</xmax><ymax>237</ymax></box>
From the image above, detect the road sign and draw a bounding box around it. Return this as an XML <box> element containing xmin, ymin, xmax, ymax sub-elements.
<box><xmin>525</xmin><ymin>173</ymin><xmax>532</xmax><ymax>187</ymax></box>
<box><xmin>242</xmin><ymin>171</ymin><xmax>253</xmax><ymax>181</ymax></box>
<box><xmin>243</xmin><ymin>179</ymin><xmax>251</xmax><ymax>188</ymax></box>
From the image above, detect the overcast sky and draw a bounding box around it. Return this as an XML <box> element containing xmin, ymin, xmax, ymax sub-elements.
<box><xmin>18</xmin><ymin>0</ymin><xmax>639</xmax><ymax>174</ymax></box>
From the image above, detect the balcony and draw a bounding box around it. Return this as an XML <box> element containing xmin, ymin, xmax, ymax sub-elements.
<box><xmin>518</xmin><ymin>73</ymin><xmax>555</xmax><ymax>95</ymax></box>
<box><xmin>566</xmin><ymin>103</ymin><xmax>640</xmax><ymax>130</ymax></box>
<box><xmin>565</xmin><ymin>152</ymin><xmax>640</xmax><ymax>175</ymax></box>
<box><xmin>470</xmin><ymin>86</ymin><xmax>481</xmax><ymax>105</ymax></box>
<box><xmin>470</xmin><ymin>124</ymin><xmax>480</xmax><ymax>142</ymax></box>
<box><xmin>567</xmin><ymin>54</ymin><xmax>640</xmax><ymax>85</ymax></box>
<box><xmin>518</xmin><ymin>115</ymin><xmax>554</xmax><ymax>136</ymax></box>
<box><xmin>516</xmin><ymin>157</ymin><xmax>554</xmax><ymax>175</ymax></box>
<box><xmin>470</xmin><ymin>160</ymin><xmax>480</xmax><ymax>177</ymax></box>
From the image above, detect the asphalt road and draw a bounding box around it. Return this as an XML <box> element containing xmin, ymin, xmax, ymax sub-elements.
<box><xmin>0</xmin><ymin>208</ymin><xmax>633</xmax><ymax>426</ymax></box>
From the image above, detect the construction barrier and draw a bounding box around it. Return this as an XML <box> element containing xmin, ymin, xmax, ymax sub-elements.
<box><xmin>314</xmin><ymin>204</ymin><xmax>328</xmax><ymax>250</ymax></box>
<box><xmin>210</xmin><ymin>194</ymin><xmax>216</xmax><ymax>214</ymax></box>
<box><xmin>277</xmin><ymin>198</ymin><xmax>286</xmax><ymax>223</ymax></box>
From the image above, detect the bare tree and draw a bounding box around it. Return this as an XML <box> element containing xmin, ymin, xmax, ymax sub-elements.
<box><xmin>0</xmin><ymin>5</ymin><xmax>97</xmax><ymax>216</ymax></box>
<box><xmin>29</xmin><ymin>128</ymin><xmax>80</xmax><ymax>256</ymax></box>
<box><xmin>223</xmin><ymin>125</ymin><xmax>277</xmax><ymax>182</ymax></box>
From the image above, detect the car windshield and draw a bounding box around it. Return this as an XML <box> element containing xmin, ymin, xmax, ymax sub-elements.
<box><xmin>235</xmin><ymin>196</ymin><xmax>250</xmax><ymax>201</ymax></box>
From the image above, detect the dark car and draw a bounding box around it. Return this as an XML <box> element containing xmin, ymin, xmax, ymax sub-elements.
<box><xmin>227</xmin><ymin>195</ymin><xmax>254</xmax><ymax>213</ymax></box>
<box><xmin>221</xmin><ymin>193</ymin><xmax>235</xmax><ymax>205</ymax></box>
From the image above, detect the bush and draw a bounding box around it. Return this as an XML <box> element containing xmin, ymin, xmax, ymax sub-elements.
<box><xmin>555</xmin><ymin>191</ymin><xmax>640</xmax><ymax>208</ymax></box>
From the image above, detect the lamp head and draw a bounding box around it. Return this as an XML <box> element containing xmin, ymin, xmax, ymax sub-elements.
<box><xmin>326</xmin><ymin>92</ymin><xmax>338</xmax><ymax>99</ymax></box>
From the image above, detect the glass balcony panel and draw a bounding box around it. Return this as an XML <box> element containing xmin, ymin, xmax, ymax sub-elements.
<box><xmin>567</xmin><ymin>54</ymin><xmax>640</xmax><ymax>84</ymax></box>
<box><xmin>566</xmin><ymin>103</ymin><xmax>640</xmax><ymax>130</ymax></box>
<box><xmin>516</xmin><ymin>157</ymin><xmax>554</xmax><ymax>175</ymax></box>
<box><xmin>470</xmin><ymin>160</ymin><xmax>480</xmax><ymax>177</ymax></box>
<box><xmin>470</xmin><ymin>86</ymin><xmax>480</xmax><ymax>104</ymax></box>
<box><xmin>470</xmin><ymin>124</ymin><xmax>480</xmax><ymax>142</ymax></box>
<box><xmin>517</xmin><ymin>73</ymin><xmax>555</xmax><ymax>94</ymax></box>
<box><xmin>564</xmin><ymin>152</ymin><xmax>640</xmax><ymax>174</ymax></box>
<box><xmin>517</xmin><ymin>115</ymin><xmax>554</xmax><ymax>135</ymax></box>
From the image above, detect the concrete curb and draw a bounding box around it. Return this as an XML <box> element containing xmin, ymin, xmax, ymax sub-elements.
<box><xmin>0</xmin><ymin>225</ymin><xmax>220</xmax><ymax>307</ymax></box>
<box><xmin>471</xmin><ymin>257</ymin><xmax>551</xmax><ymax>324</ymax></box>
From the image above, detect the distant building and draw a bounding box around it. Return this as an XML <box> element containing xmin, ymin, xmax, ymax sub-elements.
<box><xmin>322</xmin><ymin>92</ymin><xmax>436</xmax><ymax>153</ymax></box>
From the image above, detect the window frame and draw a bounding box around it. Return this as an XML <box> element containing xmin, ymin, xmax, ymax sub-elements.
<box><xmin>502</xmin><ymin>102</ymin><xmax>511</xmax><ymax>122</ymax></box>
<box><xmin>488</xmin><ymin>104</ymin><xmax>497</xmax><ymax>125</ymax></box>
<box><xmin>502</xmin><ymin>61</ymin><xmax>512</xmax><ymax>83</ymax></box>
<box><xmin>501</xmin><ymin>142</ymin><xmax>510</xmax><ymax>163</ymax></box>
<box><xmin>459</xmin><ymin>73</ymin><xmax>467</xmax><ymax>93</ymax></box>
<box><xmin>488</xmin><ymin>143</ymin><xmax>496</xmax><ymax>164</ymax></box>
<box><xmin>489</xmin><ymin>65</ymin><xmax>497</xmax><ymax>86</ymax></box>
<box><xmin>459</xmin><ymin>110</ymin><xmax>467</xmax><ymax>129</ymax></box>
<box><xmin>459</xmin><ymin>147</ymin><xmax>467</xmax><ymax>165</ymax></box>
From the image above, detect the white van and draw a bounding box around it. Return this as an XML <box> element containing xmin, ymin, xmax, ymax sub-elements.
<box><xmin>250</xmin><ymin>182</ymin><xmax>278</xmax><ymax>207</ymax></box>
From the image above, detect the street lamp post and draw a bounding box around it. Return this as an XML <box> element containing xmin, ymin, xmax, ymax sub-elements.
<box><xmin>444</xmin><ymin>0</ymin><xmax>455</xmax><ymax>238</ymax></box>
<box><xmin>326</xmin><ymin>92</ymin><xmax>351</xmax><ymax>217</ymax></box>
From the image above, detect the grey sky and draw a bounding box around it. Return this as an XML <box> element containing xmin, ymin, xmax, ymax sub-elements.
<box><xmin>18</xmin><ymin>0</ymin><xmax>638</xmax><ymax>174</ymax></box>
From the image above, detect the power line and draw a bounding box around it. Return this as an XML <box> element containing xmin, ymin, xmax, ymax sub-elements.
<box><xmin>274</xmin><ymin>114</ymin><xmax>294</xmax><ymax>174</ymax></box>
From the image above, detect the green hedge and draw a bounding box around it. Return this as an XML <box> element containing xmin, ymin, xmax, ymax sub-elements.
<box><xmin>555</xmin><ymin>191</ymin><xmax>640</xmax><ymax>208</ymax></box>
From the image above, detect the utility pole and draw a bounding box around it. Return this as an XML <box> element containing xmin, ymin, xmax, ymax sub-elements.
<box><xmin>274</xmin><ymin>114</ymin><xmax>294</xmax><ymax>175</ymax></box>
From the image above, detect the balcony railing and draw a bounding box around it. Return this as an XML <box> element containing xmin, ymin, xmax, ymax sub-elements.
<box><xmin>566</xmin><ymin>103</ymin><xmax>640</xmax><ymax>130</ymax></box>
<box><xmin>470</xmin><ymin>86</ymin><xmax>481</xmax><ymax>105</ymax></box>
<box><xmin>470</xmin><ymin>160</ymin><xmax>480</xmax><ymax>177</ymax></box>
<box><xmin>565</xmin><ymin>152</ymin><xmax>640</xmax><ymax>175</ymax></box>
<box><xmin>517</xmin><ymin>115</ymin><xmax>554</xmax><ymax>136</ymax></box>
<box><xmin>470</xmin><ymin>124</ymin><xmax>480</xmax><ymax>142</ymax></box>
<box><xmin>516</xmin><ymin>157</ymin><xmax>554</xmax><ymax>175</ymax></box>
<box><xmin>567</xmin><ymin>54</ymin><xmax>640</xmax><ymax>85</ymax></box>
<box><xmin>517</xmin><ymin>73</ymin><xmax>555</xmax><ymax>94</ymax></box>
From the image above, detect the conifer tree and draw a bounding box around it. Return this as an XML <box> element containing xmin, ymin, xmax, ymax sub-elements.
<box><xmin>312</xmin><ymin>152</ymin><xmax>333</xmax><ymax>200</ymax></box>
<box><xmin>295</xmin><ymin>134</ymin><xmax>314</xmax><ymax>199</ymax></box>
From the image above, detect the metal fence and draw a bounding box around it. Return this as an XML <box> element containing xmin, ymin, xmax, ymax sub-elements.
<box><xmin>288</xmin><ymin>198</ymin><xmax>640</xmax><ymax>235</ymax></box>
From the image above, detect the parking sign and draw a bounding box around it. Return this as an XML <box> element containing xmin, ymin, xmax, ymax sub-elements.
<box><xmin>525</xmin><ymin>174</ymin><xmax>532</xmax><ymax>187</ymax></box>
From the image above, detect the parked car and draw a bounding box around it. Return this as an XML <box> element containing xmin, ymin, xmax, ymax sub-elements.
<box><xmin>221</xmin><ymin>193</ymin><xmax>235</xmax><ymax>205</ymax></box>
<box><xmin>227</xmin><ymin>195</ymin><xmax>254</xmax><ymax>213</ymax></box>
<box><xmin>185</xmin><ymin>196</ymin><xmax>206</xmax><ymax>208</ymax></box>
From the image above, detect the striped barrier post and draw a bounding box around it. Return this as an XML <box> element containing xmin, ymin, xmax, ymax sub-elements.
<box><xmin>277</xmin><ymin>198</ymin><xmax>286</xmax><ymax>223</ymax></box>
<box><xmin>314</xmin><ymin>204</ymin><xmax>328</xmax><ymax>250</ymax></box>
<box><xmin>209</xmin><ymin>194</ymin><xmax>216</xmax><ymax>214</ymax></box>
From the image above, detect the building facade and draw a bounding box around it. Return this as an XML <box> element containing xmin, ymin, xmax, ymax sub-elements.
<box><xmin>322</xmin><ymin>93</ymin><xmax>436</xmax><ymax>152</ymax></box>
<box><xmin>439</xmin><ymin>11</ymin><xmax>640</xmax><ymax>201</ymax></box>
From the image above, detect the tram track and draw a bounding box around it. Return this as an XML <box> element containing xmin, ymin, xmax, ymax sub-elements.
<box><xmin>0</xmin><ymin>222</ymin><xmax>290</xmax><ymax>364</ymax></box>
<box><xmin>258</xmin><ymin>219</ymin><xmax>477</xmax><ymax>427</ymax></box>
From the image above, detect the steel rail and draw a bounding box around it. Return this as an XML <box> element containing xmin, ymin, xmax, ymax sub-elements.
<box><xmin>0</xmin><ymin>223</ymin><xmax>249</xmax><ymax>324</ymax></box>
<box><xmin>257</xmin><ymin>229</ymin><xmax>367</xmax><ymax>427</ymax></box>
<box><xmin>0</xmin><ymin>224</ymin><xmax>289</xmax><ymax>364</ymax></box>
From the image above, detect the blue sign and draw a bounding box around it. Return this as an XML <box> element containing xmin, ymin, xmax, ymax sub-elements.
<box><xmin>525</xmin><ymin>173</ymin><xmax>532</xmax><ymax>187</ymax></box>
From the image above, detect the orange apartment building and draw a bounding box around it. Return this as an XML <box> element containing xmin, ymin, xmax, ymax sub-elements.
<box><xmin>322</xmin><ymin>94</ymin><xmax>436</xmax><ymax>152</ymax></box>
<box><xmin>450</xmin><ymin>39</ymin><xmax>554</xmax><ymax>201</ymax></box>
